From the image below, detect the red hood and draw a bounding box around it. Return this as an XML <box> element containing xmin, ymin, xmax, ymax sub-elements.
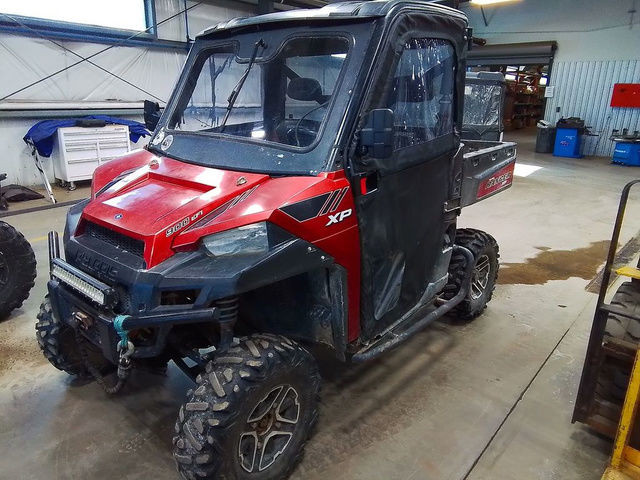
<box><xmin>81</xmin><ymin>150</ymin><xmax>324</xmax><ymax>267</ymax></box>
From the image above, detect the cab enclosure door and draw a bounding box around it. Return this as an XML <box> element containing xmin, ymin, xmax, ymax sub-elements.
<box><xmin>348</xmin><ymin>8</ymin><xmax>468</xmax><ymax>340</ymax></box>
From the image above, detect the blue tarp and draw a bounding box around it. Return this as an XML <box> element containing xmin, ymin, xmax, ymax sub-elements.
<box><xmin>23</xmin><ymin>116</ymin><xmax>150</xmax><ymax>157</ymax></box>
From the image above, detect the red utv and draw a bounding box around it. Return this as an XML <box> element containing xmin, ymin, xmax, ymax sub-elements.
<box><xmin>36</xmin><ymin>1</ymin><xmax>516</xmax><ymax>478</ymax></box>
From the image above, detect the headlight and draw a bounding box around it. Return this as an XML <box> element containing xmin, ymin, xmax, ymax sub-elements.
<box><xmin>202</xmin><ymin>222</ymin><xmax>269</xmax><ymax>257</ymax></box>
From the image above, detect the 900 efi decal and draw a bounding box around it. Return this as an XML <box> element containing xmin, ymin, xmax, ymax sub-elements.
<box><xmin>280</xmin><ymin>187</ymin><xmax>349</xmax><ymax>223</ymax></box>
<box><xmin>166</xmin><ymin>210</ymin><xmax>203</xmax><ymax>237</ymax></box>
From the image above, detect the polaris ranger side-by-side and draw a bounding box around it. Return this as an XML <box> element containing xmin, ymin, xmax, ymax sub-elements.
<box><xmin>36</xmin><ymin>1</ymin><xmax>516</xmax><ymax>478</ymax></box>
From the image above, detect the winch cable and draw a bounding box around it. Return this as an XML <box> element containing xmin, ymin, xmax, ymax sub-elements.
<box><xmin>75</xmin><ymin>329</ymin><xmax>132</xmax><ymax>395</ymax></box>
<box><xmin>0</xmin><ymin>2</ymin><xmax>203</xmax><ymax>102</ymax></box>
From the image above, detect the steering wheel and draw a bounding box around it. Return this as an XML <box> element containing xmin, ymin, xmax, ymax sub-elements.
<box><xmin>275</xmin><ymin>120</ymin><xmax>318</xmax><ymax>147</ymax></box>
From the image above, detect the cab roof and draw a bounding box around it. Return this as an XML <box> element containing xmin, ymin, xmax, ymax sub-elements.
<box><xmin>197</xmin><ymin>0</ymin><xmax>466</xmax><ymax>38</ymax></box>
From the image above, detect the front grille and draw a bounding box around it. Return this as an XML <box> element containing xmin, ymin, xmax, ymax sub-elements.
<box><xmin>85</xmin><ymin>222</ymin><xmax>145</xmax><ymax>257</ymax></box>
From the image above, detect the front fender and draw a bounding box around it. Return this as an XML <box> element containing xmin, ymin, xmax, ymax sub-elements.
<box><xmin>162</xmin><ymin>238</ymin><xmax>335</xmax><ymax>303</ymax></box>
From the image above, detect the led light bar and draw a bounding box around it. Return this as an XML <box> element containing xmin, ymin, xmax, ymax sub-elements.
<box><xmin>51</xmin><ymin>260</ymin><xmax>113</xmax><ymax>306</ymax></box>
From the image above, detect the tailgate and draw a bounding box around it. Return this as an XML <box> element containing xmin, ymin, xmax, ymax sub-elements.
<box><xmin>460</xmin><ymin>140</ymin><xmax>517</xmax><ymax>207</ymax></box>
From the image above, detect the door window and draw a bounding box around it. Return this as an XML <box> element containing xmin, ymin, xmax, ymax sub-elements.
<box><xmin>388</xmin><ymin>38</ymin><xmax>455</xmax><ymax>150</ymax></box>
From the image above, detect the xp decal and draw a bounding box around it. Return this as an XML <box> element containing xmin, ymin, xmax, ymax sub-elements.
<box><xmin>326</xmin><ymin>209</ymin><xmax>352</xmax><ymax>226</ymax></box>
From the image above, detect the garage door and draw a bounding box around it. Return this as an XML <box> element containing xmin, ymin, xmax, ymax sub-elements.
<box><xmin>467</xmin><ymin>41</ymin><xmax>557</xmax><ymax>66</ymax></box>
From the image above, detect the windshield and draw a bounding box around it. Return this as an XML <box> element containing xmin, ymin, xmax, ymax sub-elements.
<box><xmin>463</xmin><ymin>83</ymin><xmax>503</xmax><ymax>126</ymax></box>
<box><xmin>168</xmin><ymin>36</ymin><xmax>349</xmax><ymax>149</ymax></box>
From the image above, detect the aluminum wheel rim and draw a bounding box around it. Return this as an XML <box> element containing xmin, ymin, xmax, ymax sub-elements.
<box><xmin>0</xmin><ymin>252</ymin><xmax>8</xmax><ymax>288</ymax></box>
<box><xmin>470</xmin><ymin>254</ymin><xmax>490</xmax><ymax>300</ymax></box>
<box><xmin>238</xmin><ymin>385</ymin><xmax>301</xmax><ymax>473</ymax></box>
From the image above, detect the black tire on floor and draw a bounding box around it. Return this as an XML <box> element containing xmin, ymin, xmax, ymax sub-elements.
<box><xmin>0</xmin><ymin>221</ymin><xmax>36</xmax><ymax>320</ymax></box>
<box><xmin>35</xmin><ymin>296</ymin><xmax>90</xmax><ymax>376</ymax></box>
<box><xmin>173</xmin><ymin>334</ymin><xmax>321</xmax><ymax>480</ymax></box>
<box><xmin>601</xmin><ymin>281</ymin><xmax>640</xmax><ymax>400</ymax></box>
<box><xmin>444</xmin><ymin>228</ymin><xmax>500</xmax><ymax>321</ymax></box>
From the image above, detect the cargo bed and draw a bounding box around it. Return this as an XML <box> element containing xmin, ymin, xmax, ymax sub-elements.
<box><xmin>459</xmin><ymin>139</ymin><xmax>517</xmax><ymax>207</ymax></box>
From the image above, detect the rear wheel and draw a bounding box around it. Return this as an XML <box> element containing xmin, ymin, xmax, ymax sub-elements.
<box><xmin>600</xmin><ymin>281</ymin><xmax>640</xmax><ymax>400</ymax></box>
<box><xmin>444</xmin><ymin>228</ymin><xmax>499</xmax><ymax>321</ymax></box>
<box><xmin>173</xmin><ymin>334</ymin><xmax>320</xmax><ymax>480</ymax></box>
<box><xmin>0</xmin><ymin>221</ymin><xmax>36</xmax><ymax>320</ymax></box>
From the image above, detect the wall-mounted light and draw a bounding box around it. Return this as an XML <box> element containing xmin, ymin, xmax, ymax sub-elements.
<box><xmin>469</xmin><ymin>0</ymin><xmax>520</xmax><ymax>27</ymax></box>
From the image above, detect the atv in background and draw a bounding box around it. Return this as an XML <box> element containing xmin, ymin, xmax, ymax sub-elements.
<box><xmin>36</xmin><ymin>1</ymin><xmax>516</xmax><ymax>479</ymax></box>
<box><xmin>0</xmin><ymin>221</ymin><xmax>36</xmax><ymax>320</ymax></box>
<box><xmin>0</xmin><ymin>173</ymin><xmax>37</xmax><ymax>320</ymax></box>
<box><xmin>0</xmin><ymin>174</ymin><xmax>37</xmax><ymax>319</ymax></box>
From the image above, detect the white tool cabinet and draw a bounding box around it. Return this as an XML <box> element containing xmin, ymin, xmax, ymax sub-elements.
<box><xmin>52</xmin><ymin>125</ymin><xmax>131</xmax><ymax>186</ymax></box>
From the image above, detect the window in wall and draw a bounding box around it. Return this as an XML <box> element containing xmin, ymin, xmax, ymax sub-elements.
<box><xmin>0</xmin><ymin>0</ymin><xmax>149</xmax><ymax>32</ymax></box>
<box><xmin>388</xmin><ymin>38</ymin><xmax>455</xmax><ymax>150</ymax></box>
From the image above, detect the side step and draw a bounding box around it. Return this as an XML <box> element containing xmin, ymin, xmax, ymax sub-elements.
<box><xmin>351</xmin><ymin>246</ymin><xmax>474</xmax><ymax>363</ymax></box>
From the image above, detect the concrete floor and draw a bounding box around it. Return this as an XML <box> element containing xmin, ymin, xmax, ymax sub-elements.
<box><xmin>2</xmin><ymin>128</ymin><xmax>640</xmax><ymax>479</ymax></box>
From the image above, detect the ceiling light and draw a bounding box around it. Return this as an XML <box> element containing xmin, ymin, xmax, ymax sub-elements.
<box><xmin>470</xmin><ymin>0</ymin><xmax>518</xmax><ymax>5</ymax></box>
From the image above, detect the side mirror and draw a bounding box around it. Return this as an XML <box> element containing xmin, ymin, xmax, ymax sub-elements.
<box><xmin>359</xmin><ymin>108</ymin><xmax>394</xmax><ymax>159</ymax></box>
<box><xmin>143</xmin><ymin>100</ymin><xmax>161</xmax><ymax>132</ymax></box>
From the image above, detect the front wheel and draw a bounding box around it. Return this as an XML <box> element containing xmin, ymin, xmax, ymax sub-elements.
<box><xmin>35</xmin><ymin>295</ymin><xmax>111</xmax><ymax>377</ymax></box>
<box><xmin>444</xmin><ymin>228</ymin><xmax>499</xmax><ymax>321</ymax></box>
<box><xmin>35</xmin><ymin>296</ymin><xmax>89</xmax><ymax>376</ymax></box>
<box><xmin>173</xmin><ymin>334</ymin><xmax>320</xmax><ymax>480</ymax></box>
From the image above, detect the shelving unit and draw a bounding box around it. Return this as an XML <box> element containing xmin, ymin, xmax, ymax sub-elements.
<box><xmin>501</xmin><ymin>65</ymin><xmax>548</xmax><ymax>130</ymax></box>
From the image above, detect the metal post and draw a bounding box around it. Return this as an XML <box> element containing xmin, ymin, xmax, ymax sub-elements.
<box><xmin>183</xmin><ymin>0</ymin><xmax>191</xmax><ymax>42</ymax></box>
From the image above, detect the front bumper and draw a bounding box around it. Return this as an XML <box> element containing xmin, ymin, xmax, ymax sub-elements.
<box><xmin>48</xmin><ymin>278</ymin><xmax>128</xmax><ymax>364</ymax></box>
<box><xmin>47</xmin><ymin>227</ymin><xmax>331</xmax><ymax>362</ymax></box>
<box><xmin>47</xmin><ymin>274</ymin><xmax>219</xmax><ymax>363</ymax></box>
<box><xmin>63</xmin><ymin>227</ymin><xmax>328</xmax><ymax>314</ymax></box>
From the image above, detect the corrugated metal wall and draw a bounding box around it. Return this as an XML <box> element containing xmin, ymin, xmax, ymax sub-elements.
<box><xmin>544</xmin><ymin>59</ymin><xmax>640</xmax><ymax>157</ymax></box>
